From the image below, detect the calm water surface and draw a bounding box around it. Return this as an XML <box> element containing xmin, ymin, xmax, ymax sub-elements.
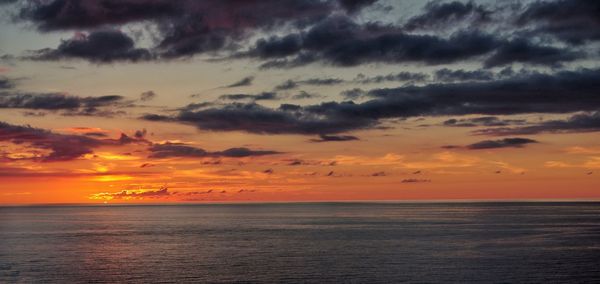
<box><xmin>1</xmin><ymin>202</ymin><xmax>600</xmax><ymax>283</ymax></box>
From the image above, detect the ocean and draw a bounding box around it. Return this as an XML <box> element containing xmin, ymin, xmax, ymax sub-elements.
<box><xmin>1</xmin><ymin>202</ymin><xmax>599</xmax><ymax>283</ymax></box>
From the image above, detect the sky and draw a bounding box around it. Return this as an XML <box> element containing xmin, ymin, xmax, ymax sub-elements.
<box><xmin>0</xmin><ymin>0</ymin><xmax>599</xmax><ymax>204</ymax></box>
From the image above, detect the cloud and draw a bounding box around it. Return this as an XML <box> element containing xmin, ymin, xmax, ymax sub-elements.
<box><xmin>140</xmin><ymin>91</ymin><xmax>156</xmax><ymax>101</ymax></box>
<box><xmin>466</xmin><ymin>137</ymin><xmax>538</xmax><ymax>150</ymax></box>
<box><xmin>215</xmin><ymin>147</ymin><xmax>281</xmax><ymax>158</ymax></box>
<box><xmin>310</xmin><ymin>134</ymin><xmax>359</xmax><ymax>142</ymax></box>
<box><xmin>404</xmin><ymin>1</ymin><xmax>491</xmax><ymax>31</ymax></box>
<box><xmin>9</xmin><ymin>0</ymin><xmax>594</xmax><ymax>69</ymax></box>
<box><xmin>274</xmin><ymin>80</ymin><xmax>299</xmax><ymax>91</ymax></box>
<box><xmin>401</xmin><ymin>178</ymin><xmax>431</xmax><ymax>183</ymax></box>
<box><xmin>252</xmin><ymin>16</ymin><xmax>501</xmax><ymax>67</ymax></box>
<box><xmin>157</xmin><ymin>102</ymin><xmax>375</xmax><ymax>135</ymax></box>
<box><xmin>474</xmin><ymin>111</ymin><xmax>600</xmax><ymax>136</ymax></box>
<box><xmin>340</xmin><ymin>88</ymin><xmax>366</xmax><ymax>100</ymax></box>
<box><xmin>517</xmin><ymin>0</ymin><xmax>600</xmax><ymax>45</ymax></box>
<box><xmin>366</xmin><ymin>68</ymin><xmax>600</xmax><ymax>116</ymax></box>
<box><xmin>26</xmin><ymin>29</ymin><xmax>152</xmax><ymax>63</ymax></box>
<box><xmin>354</xmin><ymin>72</ymin><xmax>429</xmax><ymax>84</ymax></box>
<box><xmin>0</xmin><ymin>121</ymin><xmax>102</xmax><ymax>162</ymax></box>
<box><xmin>274</xmin><ymin>77</ymin><xmax>344</xmax><ymax>91</ymax></box>
<box><xmin>484</xmin><ymin>38</ymin><xmax>581</xmax><ymax>67</ymax></box>
<box><xmin>0</xmin><ymin>91</ymin><xmax>128</xmax><ymax>116</ymax></box>
<box><xmin>0</xmin><ymin>121</ymin><xmax>148</xmax><ymax>162</ymax></box>
<box><xmin>443</xmin><ymin>116</ymin><xmax>526</xmax><ymax>127</ymax></box>
<box><xmin>142</xmin><ymin>68</ymin><xmax>600</xmax><ymax>135</ymax></box>
<box><xmin>148</xmin><ymin>143</ymin><xmax>207</xmax><ymax>158</ymax></box>
<box><xmin>291</xmin><ymin>91</ymin><xmax>320</xmax><ymax>100</ymax></box>
<box><xmin>89</xmin><ymin>186</ymin><xmax>173</xmax><ymax>200</ymax></box>
<box><xmin>434</xmin><ymin>68</ymin><xmax>493</xmax><ymax>82</ymax></box>
<box><xmin>148</xmin><ymin>142</ymin><xmax>280</xmax><ymax>159</ymax></box>
<box><xmin>0</xmin><ymin>76</ymin><xmax>15</xmax><ymax>89</ymax></box>
<box><xmin>225</xmin><ymin>76</ymin><xmax>254</xmax><ymax>88</ymax></box>
<box><xmin>338</xmin><ymin>0</ymin><xmax>378</xmax><ymax>13</ymax></box>
<box><xmin>14</xmin><ymin>0</ymin><xmax>362</xmax><ymax>61</ymax></box>
<box><xmin>218</xmin><ymin>92</ymin><xmax>278</xmax><ymax>102</ymax></box>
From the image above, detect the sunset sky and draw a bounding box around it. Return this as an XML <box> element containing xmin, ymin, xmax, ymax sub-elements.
<box><xmin>0</xmin><ymin>0</ymin><xmax>599</xmax><ymax>204</ymax></box>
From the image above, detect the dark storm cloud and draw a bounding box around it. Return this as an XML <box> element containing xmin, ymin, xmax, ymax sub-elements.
<box><xmin>466</xmin><ymin>137</ymin><xmax>538</xmax><ymax>150</ymax></box>
<box><xmin>252</xmin><ymin>16</ymin><xmax>501</xmax><ymax>67</ymax></box>
<box><xmin>516</xmin><ymin>0</ymin><xmax>600</xmax><ymax>45</ymax></box>
<box><xmin>225</xmin><ymin>76</ymin><xmax>254</xmax><ymax>88</ymax></box>
<box><xmin>338</xmin><ymin>0</ymin><xmax>378</xmax><ymax>13</ymax></box>
<box><xmin>6</xmin><ymin>0</ymin><xmax>596</xmax><ymax>68</ymax></box>
<box><xmin>473</xmin><ymin>112</ymin><xmax>600</xmax><ymax>136</ymax></box>
<box><xmin>16</xmin><ymin>0</ymin><xmax>337</xmax><ymax>31</ymax></box>
<box><xmin>309</xmin><ymin>134</ymin><xmax>359</xmax><ymax>142</ymax></box>
<box><xmin>404</xmin><ymin>1</ymin><xmax>491</xmax><ymax>31</ymax></box>
<box><xmin>12</xmin><ymin>0</ymin><xmax>365</xmax><ymax>61</ymax></box>
<box><xmin>443</xmin><ymin>116</ymin><xmax>526</xmax><ymax>127</ymax></box>
<box><xmin>27</xmin><ymin>29</ymin><xmax>152</xmax><ymax>63</ymax></box>
<box><xmin>142</xmin><ymin>68</ymin><xmax>600</xmax><ymax>135</ymax></box>
<box><xmin>164</xmin><ymin>102</ymin><xmax>376</xmax><ymax>135</ymax></box>
<box><xmin>484</xmin><ymin>38</ymin><xmax>581</xmax><ymax>68</ymax></box>
<box><xmin>16</xmin><ymin>0</ymin><xmax>179</xmax><ymax>31</ymax></box>
<box><xmin>148</xmin><ymin>142</ymin><xmax>280</xmax><ymax>159</ymax></box>
<box><xmin>367</xmin><ymin>68</ymin><xmax>600</xmax><ymax>116</ymax></box>
<box><xmin>354</xmin><ymin>72</ymin><xmax>429</xmax><ymax>84</ymax></box>
<box><xmin>434</xmin><ymin>68</ymin><xmax>493</xmax><ymax>82</ymax></box>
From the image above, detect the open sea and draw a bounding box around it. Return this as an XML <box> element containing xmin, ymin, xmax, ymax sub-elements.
<box><xmin>1</xmin><ymin>202</ymin><xmax>600</xmax><ymax>283</ymax></box>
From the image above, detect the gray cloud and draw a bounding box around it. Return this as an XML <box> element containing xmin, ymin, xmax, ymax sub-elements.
<box><xmin>148</xmin><ymin>142</ymin><xmax>281</xmax><ymax>159</ymax></box>
<box><xmin>466</xmin><ymin>137</ymin><xmax>538</xmax><ymax>150</ymax></box>
<box><xmin>404</xmin><ymin>1</ymin><xmax>491</xmax><ymax>31</ymax></box>
<box><xmin>473</xmin><ymin>111</ymin><xmax>600</xmax><ymax>136</ymax></box>
<box><xmin>225</xmin><ymin>76</ymin><xmax>254</xmax><ymax>88</ymax></box>
<box><xmin>140</xmin><ymin>91</ymin><xmax>156</xmax><ymax>101</ymax></box>
<box><xmin>309</xmin><ymin>134</ymin><xmax>359</xmax><ymax>142</ymax></box>
<box><xmin>434</xmin><ymin>68</ymin><xmax>493</xmax><ymax>82</ymax></box>
<box><xmin>142</xmin><ymin>68</ymin><xmax>600</xmax><ymax>135</ymax></box>
<box><xmin>26</xmin><ymin>29</ymin><xmax>152</xmax><ymax>63</ymax></box>
<box><xmin>443</xmin><ymin>116</ymin><xmax>527</xmax><ymax>127</ymax></box>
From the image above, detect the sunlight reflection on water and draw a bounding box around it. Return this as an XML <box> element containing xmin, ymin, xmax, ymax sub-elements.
<box><xmin>1</xmin><ymin>202</ymin><xmax>600</xmax><ymax>283</ymax></box>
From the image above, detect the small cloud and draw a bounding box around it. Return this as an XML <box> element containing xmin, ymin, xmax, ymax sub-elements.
<box><xmin>401</xmin><ymin>178</ymin><xmax>431</xmax><ymax>183</ymax></box>
<box><xmin>310</xmin><ymin>134</ymin><xmax>359</xmax><ymax>142</ymax></box>
<box><xmin>89</xmin><ymin>186</ymin><xmax>173</xmax><ymax>201</ymax></box>
<box><xmin>225</xmin><ymin>76</ymin><xmax>254</xmax><ymax>88</ymax></box>
<box><xmin>467</xmin><ymin>138</ymin><xmax>538</xmax><ymax>150</ymax></box>
<box><xmin>140</xmin><ymin>91</ymin><xmax>157</xmax><ymax>101</ymax></box>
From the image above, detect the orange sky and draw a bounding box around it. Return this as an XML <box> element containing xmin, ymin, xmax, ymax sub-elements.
<box><xmin>1</xmin><ymin>0</ymin><xmax>599</xmax><ymax>204</ymax></box>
